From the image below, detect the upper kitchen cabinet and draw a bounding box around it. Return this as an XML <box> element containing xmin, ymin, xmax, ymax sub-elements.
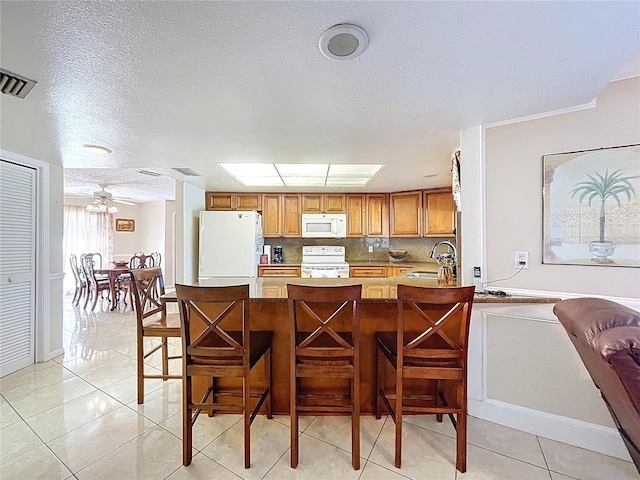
<box><xmin>235</xmin><ymin>193</ymin><xmax>262</xmax><ymax>211</ymax></box>
<box><xmin>366</xmin><ymin>194</ymin><xmax>389</xmax><ymax>237</ymax></box>
<box><xmin>347</xmin><ymin>193</ymin><xmax>388</xmax><ymax>237</ymax></box>
<box><xmin>282</xmin><ymin>194</ymin><xmax>302</xmax><ymax>237</ymax></box>
<box><xmin>301</xmin><ymin>193</ymin><xmax>346</xmax><ymax>213</ymax></box>
<box><xmin>390</xmin><ymin>191</ymin><xmax>422</xmax><ymax>237</ymax></box>
<box><xmin>261</xmin><ymin>194</ymin><xmax>282</xmax><ymax>237</ymax></box>
<box><xmin>205</xmin><ymin>192</ymin><xmax>261</xmax><ymax>211</ymax></box>
<box><xmin>262</xmin><ymin>193</ymin><xmax>301</xmax><ymax>237</ymax></box>
<box><xmin>423</xmin><ymin>189</ymin><xmax>455</xmax><ymax>237</ymax></box>
<box><xmin>346</xmin><ymin>194</ymin><xmax>366</xmax><ymax>237</ymax></box>
<box><xmin>206</xmin><ymin>192</ymin><xmax>234</xmax><ymax>210</ymax></box>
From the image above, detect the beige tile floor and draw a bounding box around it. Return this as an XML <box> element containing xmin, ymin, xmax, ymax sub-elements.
<box><xmin>1</xmin><ymin>297</ymin><xmax>639</xmax><ymax>480</ymax></box>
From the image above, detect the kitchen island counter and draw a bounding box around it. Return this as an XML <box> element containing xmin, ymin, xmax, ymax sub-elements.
<box><xmin>168</xmin><ymin>276</ymin><xmax>558</xmax><ymax>415</ymax></box>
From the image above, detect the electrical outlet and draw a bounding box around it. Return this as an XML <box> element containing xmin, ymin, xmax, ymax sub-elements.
<box><xmin>474</xmin><ymin>278</ymin><xmax>484</xmax><ymax>292</ymax></box>
<box><xmin>515</xmin><ymin>252</ymin><xmax>529</xmax><ymax>269</ymax></box>
<box><xmin>368</xmin><ymin>245</ymin><xmax>373</xmax><ymax>253</ymax></box>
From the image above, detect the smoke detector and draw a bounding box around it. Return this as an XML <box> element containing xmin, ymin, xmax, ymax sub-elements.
<box><xmin>319</xmin><ymin>24</ymin><xmax>368</xmax><ymax>60</ymax></box>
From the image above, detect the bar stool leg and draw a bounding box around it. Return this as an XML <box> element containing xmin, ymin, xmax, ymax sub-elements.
<box><xmin>161</xmin><ymin>338</ymin><xmax>169</xmax><ymax>379</ymax></box>
<box><xmin>395</xmin><ymin>367</ymin><xmax>403</xmax><ymax>468</ymax></box>
<box><xmin>290</xmin><ymin>372</ymin><xmax>298</xmax><ymax>468</ymax></box>
<box><xmin>376</xmin><ymin>349</ymin><xmax>383</xmax><ymax>419</ymax></box>
<box><xmin>352</xmin><ymin>369</ymin><xmax>360</xmax><ymax>469</ymax></box>
<box><xmin>243</xmin><ymin>375</ymin><xmax>251</xmax><ymax>468</ymax></box>
<box><xmin>183</xmin><ymin>374</ymin><xmax>193</xmax><ymax>466</ymax></box>
<box><xmin>266</xmin><ymin>347</ymin><xmax>273</xmax><ymax>419</ymax></box>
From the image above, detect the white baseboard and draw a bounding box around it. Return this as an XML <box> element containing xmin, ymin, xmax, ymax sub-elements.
<box><xmin>469</xmin><ymin>398</ymin><xmax>632</xmax><ymax>461</ymax></box>
<box><xmin>45</xmin><ymin>348</ymin><xmax>64</xmax><ymax>362</ymax></box>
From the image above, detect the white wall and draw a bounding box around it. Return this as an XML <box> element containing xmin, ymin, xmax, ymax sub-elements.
<box><xmin>484</xmin><ymin>77</ymin><xmax>640</xmax><ymax>298</ymax></box>
<box><xmin>175</xmin><ymin>182</ymin><xmax>204</xmax><ymax>285</ymax></box>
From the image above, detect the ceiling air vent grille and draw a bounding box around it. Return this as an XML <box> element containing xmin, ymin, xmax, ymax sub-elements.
<box><xmin>0</xmin><ymin>68</ymin><xmax>37</xmax><ymax>99</ymax></box>
<box><xmin>172</xmin><ymin>168</ymin><xmax>201</xmax><ymax>177</ymax></box>
<box><xmin>139</xmin><ymin>170</ymin><xmax>162</xmax><ymax>177</ymax></box>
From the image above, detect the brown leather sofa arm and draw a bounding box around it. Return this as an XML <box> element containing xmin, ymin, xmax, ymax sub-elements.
<box><xmin>554</xmin><ymin>298</ymin><xmax>640</xmax><ymax>473</ymax></box>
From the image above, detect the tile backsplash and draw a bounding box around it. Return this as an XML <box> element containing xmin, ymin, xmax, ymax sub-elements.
<box><xmin>264</xmin><ymin>237</ymin><xmax>455</xmax><ymax>264</ymax></box>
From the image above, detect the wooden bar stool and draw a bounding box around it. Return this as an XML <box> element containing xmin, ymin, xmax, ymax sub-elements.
<box><xmin>375</xmin><ymin>284</ymin><xmax>475</xmax><ymax>473</ymax></box>
<box><xmin>176</xmin><ymin>284</ymin><xmax>273</xmax><ymax>468</ymax></box>
<box><xmin>130</xmin><ymin>267</ymin><xmax>182</xmax><ymax>404</ymax></box>
<box><xmin>287</xmin><ymin>284</ymin><xmax>362</xmax><ymax>470</ymax></box>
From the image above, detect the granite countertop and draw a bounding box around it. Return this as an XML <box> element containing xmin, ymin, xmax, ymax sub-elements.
<box><xmin>169</xmin><ymin>272</ymin><xmax>559</xmax><ymax>304</ymax></box>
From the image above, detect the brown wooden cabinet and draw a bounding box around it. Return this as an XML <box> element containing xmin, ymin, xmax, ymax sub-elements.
<box><xmin>346</xmin><ymin>193</ymin><xmax>388</xmax><ymax>237</ymax></box>
<box><xmin>205</xmin><ymin>188</ymin><xmax>452</xmax><ymax>239</ymax></box>
<box><xmin>206</xmin><ymin>192</ymin><xmax>234</xmax><ymax>210</ymax></box>
<box><xmin>282</xmin><ymin>194</ymin><xmax>301</xmax><ymax>237</ymax></box>
<box><xmin>302</xmin><ymin>193</ymin><xmax>346</xmax><ymax>213</ymax></box>
<box><xmin>363</xmin><ymin>285</ymin><xmax>390</xmax><ymax>298</ymax></box>
<box><xmin>388</xmin><ymin>265</ymin><xmax>413</xmax><ymax>277</ymax></box>
<box><xmin>236</xmin><ymin>193</ymin><xmax>262</xmax><ymax>211</ymax></box>
<box><xmin>346</xmin><ymin>194</ymin><xmax>366</xmax><ymax>237</ymax></box>
<box><xmin>390</xmin><ymin>191</ymin><xmax>422</xmax><ymax>237</ymax></box>
<box><xmin>262</xmin><ymin>194</ymin><xmax>301</xmax><ymax>237</ymax></box>
<box><xmin>258</xmin><ymin>266</ymin><xmax>301</xmax><ymax>277</ymax></box>
<box><xmin>423</xmin><ymin>189</ymin><xmax>455</xmax><ymax>237</ymax></box>
<box><xmin>366</xmin><ymin>194</ymin><xmax>388</xmax><ymax>237</ymax></box>
<box><xmin>205</xmin><ymin>192</ymin><xmax>261</xmax><ymax>211</ymax></box>
<box><xmin>261</xmin><ymin>194</ymin><xmax>282</xmax><ymax>237</ymax></box>
<box><xmin>350</xmin><ymin>266</ymin><xmax>388</xmax><ymax>278</ymax></box>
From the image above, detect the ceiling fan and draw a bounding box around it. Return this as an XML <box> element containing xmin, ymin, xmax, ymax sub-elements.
<box><xmin>87</xmin><ymin>184</ymin><xmax>136</xmax><ymax>206</ymax></box>
<box><xmin>67</xmin><ymin>184</ymin><xmax>137</xmax><ymax>213</ymax></box>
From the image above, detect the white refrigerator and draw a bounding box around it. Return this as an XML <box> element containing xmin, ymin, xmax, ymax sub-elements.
<box><xmin>198</xmin><ymin>210</ymin><xmax>264</xmax><ymax>279</ymax></box>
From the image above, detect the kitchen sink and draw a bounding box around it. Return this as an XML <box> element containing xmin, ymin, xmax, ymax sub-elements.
<box><xmin>404</xmin><ymin>271</ymin><xmax>438</xmax><ymax>279</ymax></box>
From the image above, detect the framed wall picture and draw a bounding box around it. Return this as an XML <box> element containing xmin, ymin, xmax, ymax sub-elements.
<box><xmin>542</xmin><ymin>144</ymin><xmax>640</xmax><ymax>267</ymax></box>
<box><xmin>115</xmin><ymin>218</ymin><xmax>135</xmax><ymax>232</ymax></box>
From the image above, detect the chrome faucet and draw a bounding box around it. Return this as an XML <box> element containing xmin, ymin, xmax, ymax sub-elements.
<box><xmin>429</xmin><ymin>240</ymin><xmax>457</xmax><ymax>277</ymax></box>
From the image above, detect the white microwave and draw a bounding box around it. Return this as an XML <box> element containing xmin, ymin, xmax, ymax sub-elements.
<box><xmin>301</xmin><ymin>213</ymin><xmax>347</xmax><ymax>238</ymax></box>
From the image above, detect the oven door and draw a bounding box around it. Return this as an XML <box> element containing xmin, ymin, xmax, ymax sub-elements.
<box><xmin>301</xmin><ymin>265</ymin><xmax>349</xmax><ymax>278</ymax></box>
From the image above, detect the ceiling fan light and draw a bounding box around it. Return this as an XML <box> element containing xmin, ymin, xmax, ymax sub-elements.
<box><xmin>107</xmin><ymin>205</ymin><xmax>118</xmax><ymax>214</ymax></box>
<box><xmin>83</xmin><ymin>144</ymin><xmax>112</xmax><ymax>155</ymax></box>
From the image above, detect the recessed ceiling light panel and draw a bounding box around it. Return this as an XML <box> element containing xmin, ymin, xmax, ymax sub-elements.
<box><xmin>319</xmin><ymin>24</ymin><xmax>368</xmax><ymax>60</ymax></box>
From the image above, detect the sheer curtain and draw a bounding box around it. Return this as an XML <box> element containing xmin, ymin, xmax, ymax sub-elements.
<box><xmin>63</xmin><ymin>205</ymin><xmax>114</xmax><ymax>294</ymax></box>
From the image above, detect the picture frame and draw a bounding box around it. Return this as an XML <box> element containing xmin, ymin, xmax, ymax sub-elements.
<box><xmin>115</xmin><ymin>218</ymin><xmax>135</xmax><ymax>232</ymax></box>
<box><xmin>542</xmin><ymin>144</ymin><xmax>640</xmax><ymax>267</ymax></box>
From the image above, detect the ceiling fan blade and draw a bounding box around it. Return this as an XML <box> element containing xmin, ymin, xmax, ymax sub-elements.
<box><xmin>112</xmin><ymin>198</ymin><xmax>136</xmax><ymax>206</ymax></box>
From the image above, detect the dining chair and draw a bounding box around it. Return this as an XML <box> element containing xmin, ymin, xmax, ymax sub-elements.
<box><xmin>287</xmin><ymin>284</ymin><xmax>362</xmax><ymax>470</ymax></box>
<box><xmin>149</xmin><ymin>252</ymin><xmax>161</xmax><ymax>267</ymax></box>
<box><xmin>130</xmin><ymin>267</ymin><xmax>182</xmax><ymax>404</ymax></box>
<box><xmin>375</xmin><ymin>284</ymin><xmax>475</xmax><ymax>473</ymax></box>
<box><xmin>69</xmin><ymin>254</ymin><xmax>86</xmax><ymax>306</ymax></box>
<box><xmin>130</xmin><ymin>253</ymin><xmax>154</xmax><ymax>269</ymax></box>
<box><xmin>176</xmin><ymin>283</ymin><xmax>273</xmax><ymax>468</ymax></box>
<box><xmin>81</xmin><ymin>254</ymin><xmax>111</xmax><ymax>310</ymax></box>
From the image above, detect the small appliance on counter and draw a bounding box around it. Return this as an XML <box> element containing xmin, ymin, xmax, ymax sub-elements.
<box><xmin>273</xmin><ymin>246</ymin><xmax>284</xmax><ymax>263</ymax></box>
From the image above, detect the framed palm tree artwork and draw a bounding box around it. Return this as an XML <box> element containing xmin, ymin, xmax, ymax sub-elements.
<box><xmin>543</xmin><ymin>144</ymin><xmax>639</xmax><ymax>267</ymax></box>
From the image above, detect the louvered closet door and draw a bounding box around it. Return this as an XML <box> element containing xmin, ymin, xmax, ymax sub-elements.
<box><xmin>0</xmin><ymin>159</ymin><xmax>36</xmax><ymax>376</ymax></box>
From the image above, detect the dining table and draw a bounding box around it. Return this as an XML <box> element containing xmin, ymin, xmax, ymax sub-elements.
<box><xmin>95</xmin><ymin>264</ymin><xmax>131</xmax><ymax>311</ymax></box>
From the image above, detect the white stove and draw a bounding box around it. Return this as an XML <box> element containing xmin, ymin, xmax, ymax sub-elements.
<box><xmin>300</xmin><ymin>246</ymin><xmax>349</xmax><ymax>278</ymax></box>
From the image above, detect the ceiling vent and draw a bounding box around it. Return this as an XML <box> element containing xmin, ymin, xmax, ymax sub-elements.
<box><xmin>0</xmin><ymin>68</ymin><xmax>37</xmax><ymax>99</ymax></box>
<box><xmin>172</xmin><ymin>168</ymin><xmax>201</xmax><ymax>177</ymax></box>
<box><xmin>139</xmin><ymin>170</ymin><xmax>162</xmax><ymax>177</ymax></box>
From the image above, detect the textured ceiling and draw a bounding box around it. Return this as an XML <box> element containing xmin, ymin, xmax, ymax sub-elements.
<box><xmin>64</xmin><ymin>168</ymin><xmax>176</xmax><ymax>203</ymax></box>
<box><xmin>1</xmin><ymin>1</ymin><xmax>639</xmax><ymax>203</ymax></box>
